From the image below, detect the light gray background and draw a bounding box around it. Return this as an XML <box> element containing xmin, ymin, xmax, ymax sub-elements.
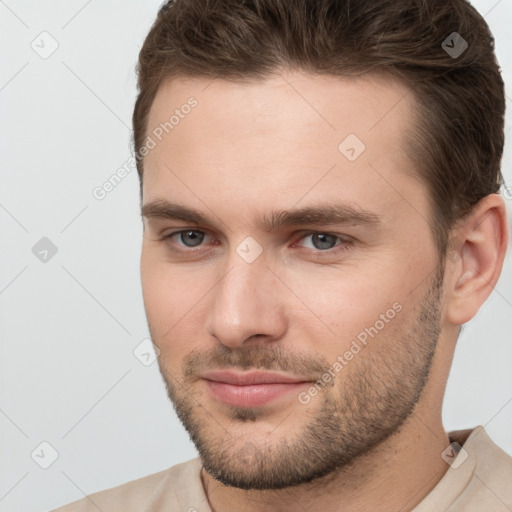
<box><xmin>1</xmin><ymin>1</ymin><xmax>511</xmax><ymax>511</ymax></box>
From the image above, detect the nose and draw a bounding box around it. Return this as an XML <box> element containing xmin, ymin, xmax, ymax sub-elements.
<box><xmin>205</xmin><ymin>254</ymin><xmax>288</xmax><ymax>348</ymax></box>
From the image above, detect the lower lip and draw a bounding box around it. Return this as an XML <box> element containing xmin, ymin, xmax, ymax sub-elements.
<box><xmin>203</xmin><ymin>380</ymin><xmax>309</xmax><ymax>407</ymax></box>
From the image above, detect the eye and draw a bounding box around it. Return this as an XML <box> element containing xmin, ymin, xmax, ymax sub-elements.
<box><xmin>165</xmin><ymin>230</ymin><xmax>208</xmax><ymax>247</ymax></box>
<box><xmin>299</xmin><ymin>233</ymin><xmax>340</xmax><ymax>250</ymax></box>
<box><xmin>159</xmin><ymin>229</ymin><xmax>353</xmax><ymax>259</ymax></box>
<box><xmin>295</xmin><ymin>232</ymin><xmax>349</xmax><ymax>252</ymax></box>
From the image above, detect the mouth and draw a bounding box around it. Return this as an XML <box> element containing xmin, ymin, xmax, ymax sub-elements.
<box><xmin>200</xmin><ymin>370</ymin><xmax>311</xmax><ymax>407</ymax></box>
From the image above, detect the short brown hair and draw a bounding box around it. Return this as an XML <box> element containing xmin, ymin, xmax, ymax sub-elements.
<box><xmin>132</xmin><ymin>0</ymin><xmax>505</xmax><ymax>260</ymax></box>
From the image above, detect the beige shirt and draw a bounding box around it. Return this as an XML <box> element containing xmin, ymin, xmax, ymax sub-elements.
<box><xmin>52</xmin><ymin>426</ymin><xmax>512</xmax><ymax>511</ymax></box>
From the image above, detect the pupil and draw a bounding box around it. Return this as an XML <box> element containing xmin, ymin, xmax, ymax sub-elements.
<box><xmin>182</xmin><ymin>231</ymin><xmax>204</xmax><ymax>247</ymax></box>
<box><xmin>313</xmin><ymin>233</ymin><xmax>336</xmax><ymax>250</ymax></box>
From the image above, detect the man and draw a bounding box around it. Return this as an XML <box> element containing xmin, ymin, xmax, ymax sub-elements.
<box><xmin>53</xmin><ymin>0</ymin><xmax>512</xmax><ymax>510</ymax></box>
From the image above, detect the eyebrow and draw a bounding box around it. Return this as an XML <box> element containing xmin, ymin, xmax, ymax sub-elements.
<box><xmin>141</xmin><ymin>199</ymin><xmax>382</xmax><ymax>231</ymax></box>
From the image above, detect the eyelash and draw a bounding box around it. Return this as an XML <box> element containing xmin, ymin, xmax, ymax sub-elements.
<box><xmin>159</xmin><ymin>230</ymin><xmax>354</xmax><ymax>258</ymax></box>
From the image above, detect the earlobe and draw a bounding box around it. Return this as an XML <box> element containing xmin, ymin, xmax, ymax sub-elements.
<box><xmin>444</xmin><ymin>194</ymin><xmax>509</xmax><ymax>326</ymax></box>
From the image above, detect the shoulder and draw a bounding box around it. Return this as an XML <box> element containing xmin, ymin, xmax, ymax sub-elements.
<box><xmin>464</xmin><ymin>426</ymin><xmax>512</xmax><ymax>505</ymax></box>
<box><xmin>51</xmin><ymin>457</ymin><xmax>205</xmax><ymax>512</ymax></box>
<box><xmin>413</xmin><ymin>426</ymin><xmax>512</xmax><ymax>512</ymax></box>
<box><xmin>448</xmin><ymin>426</ymin><xmax>512</xmax><ymax>511</ymax></box>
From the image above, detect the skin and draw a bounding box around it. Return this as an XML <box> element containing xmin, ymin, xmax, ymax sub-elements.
<box><xmin>139</xmin><ymin>70</ymin><xmax>509</xmax><ymax>512</ymax></box>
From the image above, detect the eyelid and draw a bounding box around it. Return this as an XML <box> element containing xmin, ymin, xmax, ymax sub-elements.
<box><xmin>291</xmin><ymin>230</ymin><xmax>352</xmax><ymax>247</ymax></box>
<box><xmin>162</xmin><ymin>229</ymin><xmax>215</xmax><ymax>247</ymax></box>
<box><xmin>161</xmin><ymin>228</ymin><xmax>354</xmax><ymax>256</ymax></box>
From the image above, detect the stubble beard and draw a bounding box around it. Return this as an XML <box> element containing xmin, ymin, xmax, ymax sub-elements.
<box><xmin>156</xmin><ymin>266</ymin><xmax>444</xmax><ymax>490</ymax></box>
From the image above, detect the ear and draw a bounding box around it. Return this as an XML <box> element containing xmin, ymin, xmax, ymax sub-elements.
<box><xmin>444</xmin><ymin>193</ymin><xmax>510</xmax><ymax>325</ymax></box>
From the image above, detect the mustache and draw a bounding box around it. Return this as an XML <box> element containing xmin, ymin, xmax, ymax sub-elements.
<box><xmin>182</xmin><ymin>344</ymin><xmax>330</xmax><ymax>381</ymax></box>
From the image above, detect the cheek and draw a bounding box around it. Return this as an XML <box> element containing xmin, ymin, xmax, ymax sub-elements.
<box><xmin>282</xmin><ymin>262</ymin><xmax>412</xmax><ymax>362</ymax></box>
<box><xmin>141</xmin><ymin>258</ymin><xmax>171</xmax><ymax>327</ymax></box>
<box><xmin>141</xmin><ymin>248</ymin><xmax>193</xmax><ymax>318</ymax></box>
<box><xmin>140</xmin><ymin>255</ymin><xmax>211</xmax><ymax>359</ymax></box>
<box><xmin>285</xmin><ymin>265</ymin><xmax>398</xmax><ymax>326</ymax></box>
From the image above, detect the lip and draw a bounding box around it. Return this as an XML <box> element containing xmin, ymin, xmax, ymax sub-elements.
<box><xmin>201</xmin><ymin>370</ymin><xmax>307</xmax><ymax>385</ymax></box>
<box><xmin>201</xmin><ymin>370</ymin><xmax>311</xmax><ymax>407</ymax></box>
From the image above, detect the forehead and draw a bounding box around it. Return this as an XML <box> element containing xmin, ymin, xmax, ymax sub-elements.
<box><xmin>146</xmin><ymin>71</ymin><xmax>414</xmax><ymax>150</ymax></box>
<box><xmin>142</xmin><ymin>70</ymin><xmax>426</xmax><ymax>231</ymax></box>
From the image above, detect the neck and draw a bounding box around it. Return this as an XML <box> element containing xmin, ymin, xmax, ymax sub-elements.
<box><xmin>201</xmin><ymin>409</ymin><xmax>450</xmax><ymax>512</ymax></box>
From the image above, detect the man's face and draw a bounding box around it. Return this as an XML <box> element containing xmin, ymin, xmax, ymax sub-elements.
<box><xmin>140</xmin><ymin>71</ymin><xmax>446</xmax><ymax>489</ymax></box>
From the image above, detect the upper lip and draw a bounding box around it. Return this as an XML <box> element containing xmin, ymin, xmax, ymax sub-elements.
<box><xmin>201</xmin><ymin>370</ymin><xmax>309</xmax><ymax>386</ymax></box>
